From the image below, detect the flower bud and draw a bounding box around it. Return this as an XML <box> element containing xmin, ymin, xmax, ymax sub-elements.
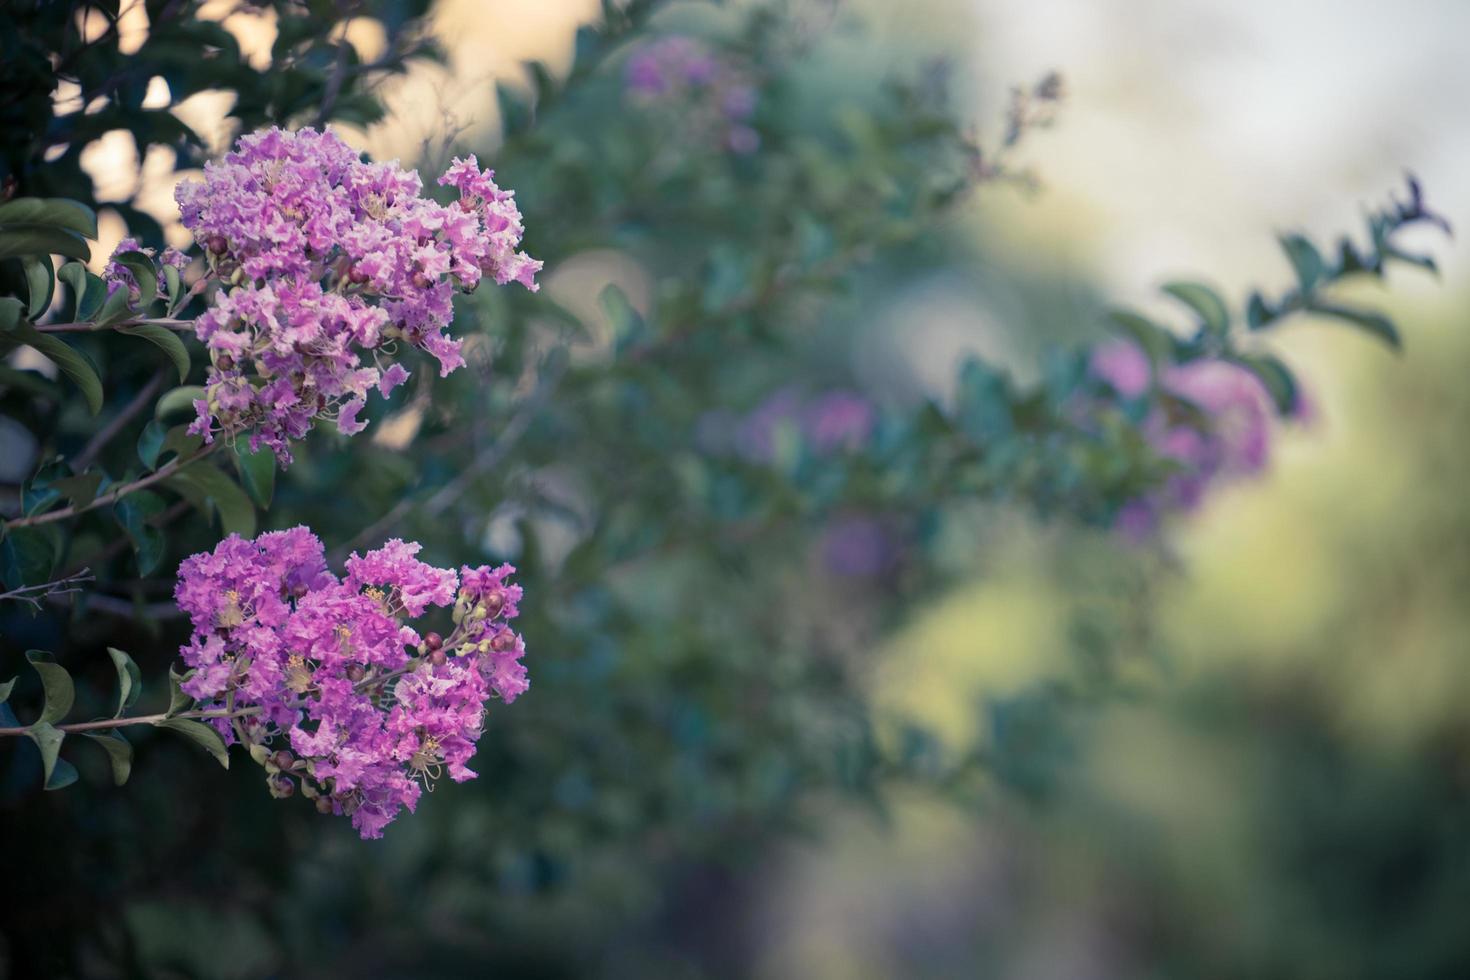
<box><xmin>484</xmin><ymin>591</ymin><xmax>505</xmax><ymax>617</ymax></box>
<box><xmin>429</xmin><ymin>648</ymin><xmax>447</xmax><ymax>667</ymax></box>
<box><xmin>271</xmin><ymin>750</ymin><xmax>295</xmax><ymax>771</ymax></box>
<box><xmin>346</xmin><ymin>664</ymin><xmax>367</xmax><ymax>683</ymax></box>
<box><xmin>491</xmin><ymin>630</ymin><xmax>517</xmax><ymax>654</ymax></box>
<box><xmin>316</xmin><ymin>796</ymin><xmax>334</xmax><ymax>814</ymax></box>
<box><xmin>207</xmin><ymin>234</ymin><xmax>228</xmax><ymax>255</ymax></box>
<box><xmin>348</xmin><ymin>265</ymin><xmax>369</xmax><ymax>285</ymax></box>
<box><xmin>424</xmin><ymin>632</ymin><xmax>443</xmax><ymax>651</ymax></box>
<box><xmin>215</xmin><ymin>353</ymin><xmax>235</xmax><ymax>372</ymax></box>
<box><xmin>268</xmin><ymin>776</ymin><xmax>295</xmax><ymax>799</ymax></box>
<box><xmin>248</xmin><ymin>743</ymin><xmax>271</xmax><ymax>766</ymax></box>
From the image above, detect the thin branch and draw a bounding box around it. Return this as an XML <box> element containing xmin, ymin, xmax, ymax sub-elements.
<box><xmin>72</xmin><ymin>369</ymin><xmax>166</xmax><ymax>471</ymax></box>
<box><xmin>3</xmin><ymin>443</ymin><xmax>219</xmax><ymax>532</ymax></box>
<box><xmin>0</xmin><ymin>569</ymin><xmax>95</xmax><ymax>610</ymax></box>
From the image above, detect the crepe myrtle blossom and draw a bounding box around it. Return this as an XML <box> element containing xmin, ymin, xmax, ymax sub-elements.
<box><xmin>1091</xmin><ymin>341</ymin><xmax>1307</xmax><ymax>537</ymax></box>
<box><xmin>174</xmin><ymin>127</ymin><xmax>540</xmax><ymax>463</ymax></box>
<box><xmin>697</xmin><ymin>387</ymin><xmax>877</xmax><ymax>463</ymax></box>
<box><xmin>624</xmin><ymin>35</ymin><xmax>761</xmax><ymax>155</ymax></box>
<box><xmin>173</xmin><ymin>527</ymin><xmax>528</xmax><ymax>839</ymax></box>
<box><xmin>101</xmin><ymin>237</ymin><xmax>189</xmax><ymax>303</ymax></box>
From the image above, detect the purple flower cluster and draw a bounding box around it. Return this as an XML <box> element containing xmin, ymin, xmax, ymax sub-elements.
<box><xmin>1091</xmin><ymin>341</ymin><xmax>1301</xmax><ymax>536</ymax></box>
<box><xmin>102</xmin><ymin>236</ymin><xmax>188</xmax><ymax>303</ymax></box>
<box><xmin>624</xmin><ymin>36</ymin><xmax>760</xmax><ymax>155</ymax></box>
<box><xmin>174</xmin><ymin>127</ymin><xmax>540</xmax><ymax>463</ymax></box>
<box><xmin>173</xmin><ymin>527</ymin><xmax>528</xmax><ymax>839</ymax></box>
<box><xmin>699</xmin><ymin>387</ymin><xmax>876</xmax><ymax>464</ymax></box>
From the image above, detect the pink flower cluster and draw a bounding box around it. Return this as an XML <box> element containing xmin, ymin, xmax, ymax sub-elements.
<box><xmin>102</xmin><ymin>236</ymin><xmax>188</xmax><ymax>303</ymax></box>
<box><xmin>624</xmin><ymin>36</ymin><xmax>760</xmax><ymax>155</ymax></box>
<box><xmin>174</xmin><ymin>127</ymin><xmax>541</xmax><ymax>463</ymax></box>
<box><xmin>699</xmin><ymin>387</ymin><xmax>876</xmax><ymax>464</ymax></box>
<box><xmin>1091</xmin><ymin>341</ymin><xmax>1301</xmax><ymax>536</ymax></box>
<box><xmin>173</xmin><ymin>527</ymin><xmax>528</xmax><ymax>839</ymax></box>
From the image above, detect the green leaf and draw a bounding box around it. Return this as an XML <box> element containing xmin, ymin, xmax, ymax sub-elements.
<box><xmin>1230</xmin><ymin>353</ymin><xmax>1298</xmax><ymax>415</ymax></box>
<box><xmin>164</xmin><ymin>465</ymin><xmax>256</xmax><ymax>537</ymax></box>
<box><xmin>156</xmin><ymin>717</ymin><xmax>230</xmax><ymax>769</ymax></box>
<box><xmin>1307</xmin><ymin>302</ymin><xmax>1401</xmax><ymax>352</ymax></box>
<box><xmin>1</xmin><ymin>527</ymin><xmax>57</xmax><ymax>588</ymax></box>
<box><xmin>167</xmin><ymin>666</ymin><xmax>194</xmax><ymax>717</ymax></box>
<box><xmin>1105</xmin><ymin>310</ymin><xmax>1175</xmax><ymax>373</ymax></box>
<box><xmin>1161</xmin><ymin>281</ymin><xmax>1230</xmax><ymax>338</ymax></box>
<box><xmin>954</xmin><ymin>358</ymin><xmax>1014</xmax><ymax>443</ymax></box>
<box><xmin>0</xmin><ymin>197</ymin><xmax>98</xmax><ymax>239</ymax></box>
<box><xmin>163</xmin><ymin>264</ymin><xmax>183</xmax><ymax>307</ymax></box>
<box><xmin>111</xmin><ymin>251</ymin><xmax>158</xmax><ymax>307</ymax></box>
<box><xmin>58</xmin><ymin>261</ymin><xmax>106</xmax><ymax>321</ymax></box>
<box><xmin>5</xmin><ymin>321</ymin><xmax>104</xmax><ymax>414</ymax></box>
<box><xmin>26</xmin><ymin>649</ymin><xmax>75</xmax><ymax>725</ymax></box>
<box><xmin>27</xmin><ymin>721</ymin><xmax>79</xmax><ymax>790</ymax></box>
<box><xmin>1279</xmin><ymin>234</ymin><xmax>1325</xmax><ymax>294</ymax></box>
<box><xmin>0</xmin><ymin>227</ymin><xmax>90</xmax><ymax>263</ymax></box>
<box><xmin>0</xmin><ymin>676</ymin><xmax>14</xmax><ymax>703</ymax></box>
<box><xmin>106</xmin><ymin>647</ymin><xmax>143</xmax><ymax>717</ymax></box>
<box><xmin>137</xmin><ymin>419</ymin><xmax>168</xmax><ymax>469</ymax></box>
<box><xmin>114</xmin><ymin>490</ymin><xmax>168</xmax><ymax>576</ymax></box>
<box><xmin>1245</xmin><ymin>291</ymin><xmax>1275</xmax><ymax>331</ymax></box>
<box><xmin>94</xmin><ymin>284</ymin><xmax>134</xmax><ymax>327</ymax></box>
<box><xmin>23</xmin><ymin>255</ymin><xmax>54</xmax><ymax>319</ymax></box>
<box><xmin>233</xmin><ymin>442</ymin><xmax>275</xmax><ymax>509</ymax></box>
<box><xmin>51</xmin><ymin>470</ymin><xmax>103</xmax><ymax>510</ymax></box>
<box><xmin>84</xmin><ymin>730</ymin><xmax>133</xmax><ymax>785</ymax></box>
<box><xmin>159</xmin><ymin>424</ymin><xmax>204</xmax><ymax>463</ymax></box>
<box><xmin>156</xmin><ymin>385</ymin><xmax>206</xmax><ymax>420</ymax></box>
<box><xmin>0</xmin><ymin>296</ymin><xmax>23</xmax><ymax>334</ymax></box>
<box><xmin>118</xmin><ymin>323</ymin><xmax>190</xmax><ymax>382</ymax></box>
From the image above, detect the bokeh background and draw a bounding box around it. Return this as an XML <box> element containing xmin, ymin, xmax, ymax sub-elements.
<box><xmin>2</xmin><ymin>0</ymin><xmax>1467</xmax><ymax>976</ymax></box>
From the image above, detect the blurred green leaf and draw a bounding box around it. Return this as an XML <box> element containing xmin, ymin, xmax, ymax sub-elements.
<box><xmin>118</xmin><ymin>323</ymin><xmax>190</xmax><ymax>382</ymax></box>
<box><xmin>1161</xmin><ymin>281</ymin><xmax>1229</xmax><ymax>338</ymax></box>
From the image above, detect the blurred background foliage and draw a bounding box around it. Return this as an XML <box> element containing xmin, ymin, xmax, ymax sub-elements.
<box><xmin>1</xmin><ymin>0</ymin><xmax>1466</xmax><ymax>977</ymax></box>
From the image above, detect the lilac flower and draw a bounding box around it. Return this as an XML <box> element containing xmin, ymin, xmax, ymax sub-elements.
<box><xmin>174</xmin><ymin>127</ymin><xmax>539</xmax><ymax>464</ymax></box>
<box><xmin>624</xmin><ymin>36</ymin><xmax>761</xmax><ymax>155</ymax></box>
<box><xmin>174</xmin><ymin>527</ymin><xmax>529</xmax><ymax>839</ymax></box>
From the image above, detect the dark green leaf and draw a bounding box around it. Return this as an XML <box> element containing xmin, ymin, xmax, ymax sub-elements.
<box><xmin>1</xmin><ymin>527</ymin><xmax>57</xmax><ymax>588</ymax></box>
<box><xmin>0</xmin><ymin>676</ymin><xmax>14</xmax><ymax>703</ymax></box>
<box><xmin>106</xmin><ymin>647</ymin><xmax>144</xmax><ymax>717</ymax></box>
<box><xmin>118</xmin><ymin>323</ymin><xmax>190</xmax><ymax>381</ymax></box>
<box><xmin>26</xmin><ymin>649</ymin><xmax>75</xmax><ymax>725</ymax></box>
<box><xmin>27</xmin><ymin>721</ymin><xmax>79</xmax><ymax>790</ymax></box>
<box><xmin>1230</xmin><ymin>353</ymin><xmax>1298</xmax><ymax>415</ymax></box>
<box><xmin>164</xmin><ymin>464</ymin><xmax>256</xmax><ymax>537</ymax></box>
<box><xmin>137</xmin><ymin>419</ymin><xmax>168</xmax><ymax>469</ymax></box>
<box><xmin>1279</xmin><ymin>234</ymin><xmax>1325</xmax><ymax>294</ymax></box>
<box><xmin>112</xmin><ymin>251</ymin><xmax>158</xmax><ymax>307</ymax></box>
<box><xmin>58</xmin><ymin>261</ymin><xmax>106</xmax><ymax>321</ymax></box>
<box><xmin>6</xmin><ymin>321</ymin><xmax>104</xmax><ymax>414</ymax></box>
<box><xmin>599</xmin><ymin>283</ymin><xmax>648</xmax><ymax>354</ymax></box>
<box><xmin>0</xmin><ymin>228</ymin><xmax>90</xmax><ymax>263</ymax></box>
<box><xmin>84</xmin><ymin>730</ymin><xmax>133</xmax><ymax>785</ymax></box>
<box><xmin>94</xmin><ymin>285</ymin><xmax>134</xmax><ymax>327</ymax></box>
<box><xmin>23</xmin><ymin>255</ymin><xmax>54</xmax><ymax>319</ymax></box>
<box><xmin>163</xmin><ymin>264</ymin><xmax>183</xmax><ymax>307</ymax></box>
<box><xmin>0</xmin><ymin>198</ymin><xmax>98</xmax><ymax>239</ymax></box>
<box><xmin>167</xmin><ymin>666</ymin><xmax>193</xmax><ymax>717</ymax></box>
<box><xmin>1105</xmin><ymin>310</ymin><xmax>1175</xmax><ymax>373</ymax></box>
<box><xmin>233</xmin><ymin>443</ymin><xmax>275</xmax><ymax>509</ymax></box>
<box><xmin>157</xmin><ymin>717</ymin><xmax>230</xmax><ymax>769</ymax></box>
<box><xmin>1245</xmin><ymin>291</ymin><xmax>1275</xmax><ymax>330</ymax></box>
<box><xmin>1161</xmin><ymin>281</ymin><xmax>1229</xmax><ymax>338</ymax></box>
<box><xmin>114</xmin><ymin>490</ymin><xmax>168</xmax><ymax>576</ymax></box>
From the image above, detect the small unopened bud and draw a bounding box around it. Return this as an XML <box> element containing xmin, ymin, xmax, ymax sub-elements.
<box><xmin>315</xmin><ymin>796</ymin><xmax>334</xmax><ymax>814</ymax></box>
<box><xmin>424</xmin><ymin>632</ymin><xmax>443</xmax><ymax>651</ymax></box>
<box><xmin>229</xmin><ymin>267</ymin><xmax>245</xmax><ymax>285</ymax></box>
<box><xmin>491</xmin><ymin>630</ymin><xmax>516</xmax><ymax>654</ymax></box>
<box><xmin>248</xmin><ymin>743</ymin><xmax>271</xmax><ymax>766</ymax></box>
<box><xmin>215</xmin><ymin>353</ymin><xmax>235</xmax><ymax>371</ymax></box>
<box><xmin>348</xmin><ymin>265</ymin><xmax>369</xmax><ymax>285</ymax></box>
<box><xmin>207</xmin><ymin>234</ymin><xmax>228</xmax><ymax>255</ymax></box>
<box><xmin>300</xmin><ymin>779</ymin><xmax>320</xmax><ymax>800</ymax></box>
<box><xmin>271</xmin><ymin>750</ymin><xmax>294</xmax><ymax>771</ymax></box>
<box><xmin>346</xmin><ymin>664</ymin><xmax>367</xmax><ymax>683</ymax></box>
<box><xmin>269</xmin><ymin>776</ymin><xmax>295</xmax><ymax>799</ymax></box>
<box><xmin>484</xmin><ymin>592</ymin><xmax>505</xmax><ymax>617</ymax></box>
<box><xmin>429</xmin><ymin>648</ymin><xmax>447</xmax><ymax>667</ymax></box>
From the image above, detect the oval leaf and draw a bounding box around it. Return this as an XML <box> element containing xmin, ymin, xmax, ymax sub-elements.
<box><xmin>7</xmin><ymin>321</ymin><xmax>104</xmax><ymax>414</ymax></box>
<box><xmin>118</xmin><ymin>323</ymin><xmax>190</xmax><ymax>382</ymax></box>
<box><xmin>106</xmin><ymin>647</ymin><xmax>144</xmax><ymax>716</ymax></box>
<box><xmin>23</xmin><ymin>255</ymin><xmax>54</xmax><ymax>319</ymax></box>
<box><xmin>26</xmin><ymin>649</ymin><xmax>75</xmax><ymax>725</ymax></box>
<box><xmin>156</xmin><ymin>717</ymin><xmax>230</xmax><ymax>769</ymax></box>
<box><xmin>1161</xmin><ymin>281</ymin><xmax>1230</xmax><ymax>339</ymax></box>
<box><xmin>27</xmin><ymin>721</ymin><xmax>79</xmax><ymax>790</ymax></box>
<box><xmin>85</xmin><ymin>730</ymin><xmax>133</xmax><ymax>786</ymax></box>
